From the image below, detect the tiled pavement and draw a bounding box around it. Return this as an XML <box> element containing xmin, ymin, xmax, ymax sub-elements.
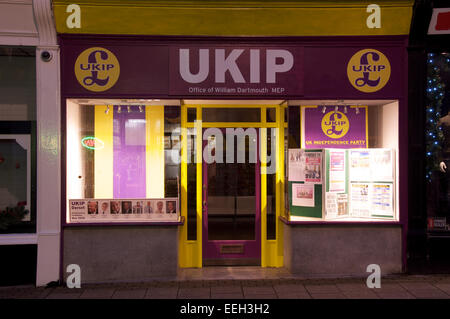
<box><xmin>2</xmin><ymin>268</ymin><xmax>450</xmax><ymax>299</ymax></box>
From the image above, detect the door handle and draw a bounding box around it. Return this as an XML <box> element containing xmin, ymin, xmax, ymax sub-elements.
<box><xmin>203</xmin><ymin>201</ymin><xmax>206</xmax><ymax>206</ymax></box>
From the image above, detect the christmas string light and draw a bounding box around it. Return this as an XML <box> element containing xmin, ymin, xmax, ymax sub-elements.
<box><xmin>425</xmin><ymin>52</ymin><xmax>448</xmax><ymax>182</ymax></box>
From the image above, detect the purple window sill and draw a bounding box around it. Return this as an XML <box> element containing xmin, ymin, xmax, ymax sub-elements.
<box><xmin>279</xmin><ymin>215</ymin><xmax>402</xmax><ymax>226</ymax></box>
<box><xmin>63</xmin><ymin>216</ymin><xmax>185</xmax><ymax>227</ymax></box>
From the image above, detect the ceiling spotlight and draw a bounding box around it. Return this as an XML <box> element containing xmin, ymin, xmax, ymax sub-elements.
<box><xmin>344</xmin><ymin>106</ymin><xmax>348</xmax><ymax>114</ymax></box>
<box><xmin>322</xmin><ymin>106</ymin><xmax>327</xmax><ymax>114</ymax></box>
<box><xmin>139</xmin><ymin>105</ymin><xmax>143</xmax><ymax>113</ymax></box>
<box><xmin>356</xmin><ymin>107</ymin><xmax>360</xmax><ymax>114</ymax></box>
<box><xmin>334</xmin><ymin>106</ymin><xmax>339</xmax><ymax>113</ymax></box>
<box><xmin>105</xmin><ymin>105</ymin><xmax>110</xmax><ymax>115</ymax></box>
<box><xmin>127</xmin><ymin>106</ymin><xmax>131</xmax><ymax>113</ymax></box>
<box><xmin>118</xmin><ymin>106</ymin><xmax>122</xmax><ymax>114</ymax></box>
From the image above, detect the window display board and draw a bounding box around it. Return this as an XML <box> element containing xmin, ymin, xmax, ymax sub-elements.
<box><xmin>69</xmin><ymin>198</ymin><xmax>179</xmax><ymax>223</ymax></box>
<box><xmin>324</xmin><ymin>148</ymin><xmax>396</xmax><ymax>220</ymax></box>
<box><xmin>288</xmin><ymin>148</ymin><xmax>396</xmax><ymax>221</ymax></box>
<box><xmin>288</xmin><ymin>149</ymin><xmax>324</xmax><ymax>218</ymax></box>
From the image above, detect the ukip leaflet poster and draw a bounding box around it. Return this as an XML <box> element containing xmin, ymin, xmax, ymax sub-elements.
<box><xmin>302</xmin><ymin>105</ymin><xmax>368</xmax><ymax>149</ymax></box>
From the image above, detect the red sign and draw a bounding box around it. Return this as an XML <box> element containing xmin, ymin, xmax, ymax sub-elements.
<box><xmin>428</xmin><ymin>8</ymin><xmax>450</xmax><ymax>34</ymax></box>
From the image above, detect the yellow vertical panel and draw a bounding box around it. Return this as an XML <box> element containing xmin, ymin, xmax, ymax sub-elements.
<box><xmin>146</xmin><ymin>105</ymin><xmax>165</xmax><ymax>198</ymax></box>
<box><xmin>276</xmin><ymin>105</ymin><xmax>285</xmax><ymax>267</ymax></box>
<box><xmin>179</xmin><ymin>104</ymin><xmax>202</xmax><ymax>268</ymax></box>
<box><xmin>260</xmin><ymin>126</ymin><xmax>268</xmax><ymax>267</ymax></box>
<box><xmin>94</xmin><ymin>105</ymin><xmax>113</xmax><ymax>198</ymax></box>
<box><xmin>179</xmin><ymin>105</ymin><xmax>189</xmax><ymax>267</ymax></box>
<box><xmin>195</xmin><ymin>106</ymin><xmax>203</xmax><ymax>267</ymax></box>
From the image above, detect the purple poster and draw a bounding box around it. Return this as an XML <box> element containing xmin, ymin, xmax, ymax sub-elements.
<box><xmin>302</xmin><ymin>105</ymin><xmax>368</xmax><ymax>149</ymax></box>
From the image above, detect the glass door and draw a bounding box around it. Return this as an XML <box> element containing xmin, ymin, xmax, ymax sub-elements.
<box><xmin>202</xmin><ymin>128</ymin><xmax>261</xmax><ymax>265</ymax></box>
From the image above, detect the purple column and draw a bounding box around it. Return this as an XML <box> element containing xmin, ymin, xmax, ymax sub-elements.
<box><xmin>113</xmin><ymin>105</ymin><xmax>146</xmax><ymax>198</ymax></box>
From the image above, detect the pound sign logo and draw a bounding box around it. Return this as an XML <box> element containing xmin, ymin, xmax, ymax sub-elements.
<box><xmin>75</xmin><ymin>47</ymin><xmax>120</xmax><ymax>92</ymax></box>
<box><xmin>347</xmin><ymin>49</ymin><xmax>391</xmax><ymax>93</ymax></box>
<box><xmin>321</xmin><ymin>110</ymin><xmax>350</xmax><ymax>139</ymax></box>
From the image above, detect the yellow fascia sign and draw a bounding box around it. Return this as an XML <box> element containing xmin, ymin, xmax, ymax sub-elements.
<box><xmin>54</xmin><ymin>0</ymin><xmax>413</xmax><ymax>36</ymax></box>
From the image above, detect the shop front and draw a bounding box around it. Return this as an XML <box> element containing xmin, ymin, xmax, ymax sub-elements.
<box><xmin>55</xmin><ymin>0</ymin><xmax>413</xmax><ymax>283</ymax></box>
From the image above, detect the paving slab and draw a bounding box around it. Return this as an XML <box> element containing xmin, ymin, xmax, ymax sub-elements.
<box><xmin>336</xmin><ymin>283</ymin><xmax>371</xmax><ymax>292</ymax></box>
<box><xmin>400</xmin><ymin>282</ymin><xmax>438</xmax><ymax>291</ymax></box>
<box><xmin>305</xmin><ymin>284</ymin><xmax>340</xmax><ymax>294</ymax></box>
<box><xmin>273</xmin><ymin>284</ymin><xmax>307</xmax><ymax>294</ymax></box>
<box><xmin>407</xmin><ymin>289</ymin><xmax>450</xmax><ymax>299</ymax></box>
<box><xmin>434</xmin><ymin>283</ymin><xmax>450</xmax><ymax>294</ymax></box>
<box><xmin>375</xmin><ymin>291</ymin><xmax>416</xmax><ymax>299</ymax></box>
<box><xmin>112</xmin><ymin>288</ymin><xmax>147</xmax><ymax>299</ymax></box>
<box><xmin>211</xmin><ymin>286</ymin><xmax>242</xmax><ymax>294</ymax></box>
<box><xmin>211</xmin><ymin>293</ymin><xmax>244</xmax><ymax>299</ymax></box>
<box><xmin>178</xmin><ymin>287</ymin><xmax>211</xmax><ymax>299</ymax></box>
<box><xmin>79</xmin><ymin>288</ymin><xmax>115</xmax><ymax>299</ymax></box>
<box><xmin>242</xmin><ymin>286</ymin><xmax>275</xmax><ymax>295</ymax></box>
<box><xmin>310</xmin><ymin>293</ymin><xmax>347</xmax><ymax>299</ymax></box>
<box><xmin>276</xmin><ymin>292</ymin><xmax>312</xmax><ymax>299</ymax></box>
<box><xmin>145</xmin><ymin>287</ymin><xmax>179</xmax><ymax>299</ymax></box>
<box><xmin>244</xmin><ymin>294</ymin><xmax>277</xmax><ymax>299</ymax></box>
<box><xmin>343</xmin><ymin>291</ymin><xmax>380</xmax><ymax>299</ymax></box>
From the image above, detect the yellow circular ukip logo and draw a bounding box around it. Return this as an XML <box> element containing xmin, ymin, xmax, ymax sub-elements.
<box><xmin>321</xmin><ymin>111</ymin><xmax>350</xmax><ymax>139</ymax></box>
<box><xmin>347</xmin><ymin>49</ymin><xmax>391</xmax><ymax>93</ymax></box>
<box><xmin>74</xmin><ymin>47</ymin><xmax>120</xmax><ymax>92</ymax></box>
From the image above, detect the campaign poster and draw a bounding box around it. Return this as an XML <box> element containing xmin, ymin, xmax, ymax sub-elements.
<box><xmin>302</xmin><ymin>105</ymin><xmax>368</xmax><ymax>149</ymax></box>
<box><xmin>350</xmin><ymin>183</ymin><xmax>370</xmax><ymax>217</ymax></box>
<box><xmin>69</xmin><ymin>200</ymin><xmax>87</xmax><ymax>221</ymax></box>
<box><xmin>370</xmin><ymin>183</ymin><xmax>394</xmax><ymax>217</ymax></box>
<box><xmin>292</xmin><ymin>183</ymin><xmax>315</xmax><ymax>207</ymax></box>
<box><xmin>69</xmin><ymin>198</ymin><xmax>179</xmax><ymax>223</ymax></box>
<box><xmin>349</xmin><ymin>150</ymin><xmax>371</xmax><ymax>182</ymax></box>
<box><xmin>329</xmin><ymin>150</ymin><xmax>346</xmax><ymax>192</ymax></box>
<box><xmin>370</xmin><ymin>149</ymin><xmax>395</xmax><ymax>182</ymax></box>
<box><xmin>304</xmin><ymin>152</ymin><xmax>322</xmax><ymax>183</ymax></box>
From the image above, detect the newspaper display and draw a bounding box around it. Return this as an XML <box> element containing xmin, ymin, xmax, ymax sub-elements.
<box><xmin>328</xmin><ymin>150</ymin><xmax>346</xmax><ymax>192</ymax></box>
<box><xmin>288</xmin><ymin>149</ymin><xmax>305</xmax><ymax>182</ymax></box>
<box><xmin>69</xmin><ymin>198</ymin><xmax>179</xmax><ymax>223</ymax></box>
<box><xmin>326</xmin><ymin>192</ymin><xmax>348</xmax><ymax>219</ymax></box>
<box><xmin>325</xmin><ymin>192</ymin><xmax>338</xmax><ymax>218</ymax></box>
<box><xmin>292</xmin><ymin>183</ymin><xmax>315</xmax><ymax>207</ymax></box>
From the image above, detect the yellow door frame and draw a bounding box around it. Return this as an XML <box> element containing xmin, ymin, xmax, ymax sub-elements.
<box><xmin>179</xmin><ymin>104</ymin><xmax>286</xmax><ymax>268</ymax></box>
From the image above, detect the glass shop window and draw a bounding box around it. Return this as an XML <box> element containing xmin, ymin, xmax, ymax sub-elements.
<box><xmin>0</xmin><ymin>46</ymin><xmax>36</xmax><ymax>234</ymax></box>
<box><xmin>66</xmin><ymin>100</ymin><xmax>180</xmax><ymax>224</ymax></box>
<box><xmin>287</xmin><ymin>101</ymin><xmax>400</xmax><ymax>222</ymax></box>
<box><xmin>426</xmin><ymin>52</ymin><xmax>450</xmax><ymax>233</ymax></box>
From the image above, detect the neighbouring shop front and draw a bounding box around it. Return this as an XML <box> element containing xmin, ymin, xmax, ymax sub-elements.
<box><xmin>0</xmin><ymin>0</ymin><xmax>60</xmax><ymax>287</ymax></box>
<box><xmin>408</xmin><ymin>0</ymin><xmax>450</xmax><ymax>273</ymax></box>
<box><xmin>55</xmin><ymin>0</ymin><xmax>413</xmax><ymax>283</ymax></box>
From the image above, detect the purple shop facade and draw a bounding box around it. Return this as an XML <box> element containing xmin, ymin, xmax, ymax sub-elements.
<box><xmin>59</xmin><ymin>34</ymin><xmax>409</xmax><ymax>276</ymax></box>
